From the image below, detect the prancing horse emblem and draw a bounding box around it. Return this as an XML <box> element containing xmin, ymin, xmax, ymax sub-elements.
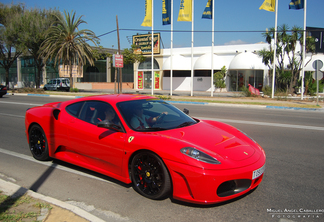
<box><xmin>128</xmin><ymin>136</ymin><xmax>135</xmax><ymax>143</ymax></box>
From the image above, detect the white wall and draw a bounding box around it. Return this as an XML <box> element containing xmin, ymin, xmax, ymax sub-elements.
<box><xmin>163</xmin><ymin>77</ymin><xmax>213</xmax><ymax>91</ymax></box>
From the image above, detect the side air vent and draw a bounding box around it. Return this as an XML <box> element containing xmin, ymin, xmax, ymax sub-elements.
<box><xmin>53</xmin><ymin>109</ymin><xmax>60</xmax><ymax>120</ymax></box>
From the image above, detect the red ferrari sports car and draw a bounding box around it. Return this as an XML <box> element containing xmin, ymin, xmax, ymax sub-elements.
<box><xmin>25</xmin><ymin>94</ymin><xmax>265</xmax><ymax>205</ymax></box>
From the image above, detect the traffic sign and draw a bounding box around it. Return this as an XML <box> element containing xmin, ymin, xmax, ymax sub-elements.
<box><xmin>312</xmin><ymin>71</ymin><xmax>323</xmax><ymax>80</ymax></box>
<box><xmin>312</xmin><ymin>59</ymin><xmax>323</xmax><ymax>70</ymax></box>
<box><xmin>312</xmin><ymin>59</ymin><xmax>323</xmax><ymax>80</ymax></box>
<box><xmin>113</xmin><ymin>54</ymin><xmax>123</xmax><ymax>68</ymax></box>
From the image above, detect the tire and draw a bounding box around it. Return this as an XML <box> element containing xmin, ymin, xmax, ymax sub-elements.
<box><xmin>130</xmin><ymin>151</ymin><xmax>171</xmax><ymax>200</ymax></box>
<box><xmin>28</xmin><ymin>124</ymin><xmax>50</xmax><ymax>161</ymax></box>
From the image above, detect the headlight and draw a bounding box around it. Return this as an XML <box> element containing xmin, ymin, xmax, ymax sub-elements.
<box><xmin>180</xmin><ymin>147</ymin><xmax>221</xmax><ymax>164</ymax></box>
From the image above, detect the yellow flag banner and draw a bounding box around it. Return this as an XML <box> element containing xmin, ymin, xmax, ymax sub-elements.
<box><xmin>141</xmin><ymin>0</ymin><xmax>152</xmax><ymax>27</ymax></box>
<box><xmin>178</xmin><ymin>0</ymin><xmax>192</xmax><ymax>22</ymax></box>
<box><xmin>259</xmin><ymin>0</ymin><xmax>275</xmax><ymax>12</ymax></box>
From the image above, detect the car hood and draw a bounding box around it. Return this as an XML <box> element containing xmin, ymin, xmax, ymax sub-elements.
<box><xmin>159</xmin><ymin>120</ymin><xmax>257</xmax><ymax>162</ymax></box>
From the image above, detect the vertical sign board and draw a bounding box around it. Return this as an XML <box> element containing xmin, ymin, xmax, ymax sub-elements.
<box><xmin>154</xmin><ymin>71</ymin><xmax>161</xmax><ymax>90</ymax></box>
<box><xmin>113</xmin><ymin>54</ymin><xmax>124</xmax><ymax>68</ymax></box>
<box><xmin>138</xmin><ymin>71</ymin><xmax>144</xmax><ymax>89</ymax></box>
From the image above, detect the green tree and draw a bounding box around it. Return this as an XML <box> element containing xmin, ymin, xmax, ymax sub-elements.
<box><xmin>258</xmin><ymin>24</ymin><xmax>316</xmax><ymax>94</ymax></box>
<box><xmin>16</xmin><ymin>8</ymin><xmax>60</xmax><ymax>88</ymax></box>
<box><xmin>40</xmin><ymin>10</ymin><xmax>99</xmax><ymax>89</ymax></box>
<box><xmin>214</xmin><ymin>66</ymin><xmax>226</xmax><ymax>89</ymax></box>
<box><xmin>0</xmin><ymin>3</ymin><xmax>25</xmax><ymax>89</ymax></box>
<box><xmin>92</xmin><ymin>46</ymin><xmax>112</xmax><ymax>60</ymax></box>
<box><xmin>122</xmin><ymin>44</ymin><xmax>145</xmax><ymax>65</ymax></box>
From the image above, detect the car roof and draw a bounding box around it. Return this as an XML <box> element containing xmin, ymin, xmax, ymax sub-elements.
<box><xmin>66</xmin><ymin>94</ymin><xmax>158</xmax><ymax>106</ymax></box>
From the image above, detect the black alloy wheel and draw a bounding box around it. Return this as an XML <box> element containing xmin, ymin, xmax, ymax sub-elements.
<box><xmin>131</xmin><ymin>151</ymin><xmax>171</xmax><ymax>200</ymax></box>
<box><xmin>29</xmin><ymin>125</ymin><xmax>50</xmax><ymax>161</ymax></box>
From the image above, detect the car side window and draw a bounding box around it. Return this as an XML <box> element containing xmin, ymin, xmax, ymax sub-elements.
<box><xmin>79</xmin><ymin>101</ymin><xmax>121</xmax><ymax>125</ymax></box>
<box><xmin>66</xmin><ymin>102</ymin><xmax>84</xmax><ymax>117</ymax></box>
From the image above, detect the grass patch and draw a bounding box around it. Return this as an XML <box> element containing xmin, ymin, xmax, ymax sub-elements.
<box><xmin>0</xmin><ymin>191</ymin><xmax>51</xmax><ymax>222</ymax></box>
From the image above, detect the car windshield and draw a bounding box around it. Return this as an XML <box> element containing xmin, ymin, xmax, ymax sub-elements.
<box><xmin>117</xmin><ymin>99</ymin><xmax>197</xmax><ymax>131</ymax></box>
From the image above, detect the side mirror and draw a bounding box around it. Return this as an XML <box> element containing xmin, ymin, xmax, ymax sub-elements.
<box><xmin>183</xmin><ymin>108</ymin><xmax>189</xmax><ymax>115</ymax></box>
<box><xmin>97</xmin><ymin>121</ymin><xmax>122</xmax><ymax>132</ymax></box>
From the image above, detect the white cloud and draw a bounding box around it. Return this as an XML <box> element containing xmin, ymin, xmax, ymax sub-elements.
<box><xmin>224</xmin><ymin>40</ymin><xmax>248</xmax><ymax>45</ymax></box>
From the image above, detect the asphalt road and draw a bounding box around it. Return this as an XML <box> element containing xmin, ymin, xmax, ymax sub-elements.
<box><xmin>0</xmin><ymin>95</ymin><xmax>323</xmax><ymax>222</ymax></box>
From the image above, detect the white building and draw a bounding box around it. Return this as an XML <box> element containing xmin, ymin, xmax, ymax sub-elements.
<box><xmin>134</xmin><ymin>42</ymin><xmax>324</xmax><ymax>92</ymax></box>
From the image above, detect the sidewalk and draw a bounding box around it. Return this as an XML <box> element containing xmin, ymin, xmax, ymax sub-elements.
<box><xmin>0</xmin><ymin>179</ymin><xmax>105</xmax><ymax>222</ymax></box>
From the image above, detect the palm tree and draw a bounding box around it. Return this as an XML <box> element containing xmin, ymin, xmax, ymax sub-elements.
<box><xmin>40</xmin><ymin>10</ymin><xmax>99</xmax><ymax>89</ymax></box>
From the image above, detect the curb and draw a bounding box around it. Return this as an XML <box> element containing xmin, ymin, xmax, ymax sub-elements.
<box><xmin>0</xmin><ymin>179</ymin><xmax>105</xmax><ymax>222</ymax></box>
<box><xmin>265</xmin><ymin>105</ymin><xmax>324</xmax><ymax>111</ymax></box>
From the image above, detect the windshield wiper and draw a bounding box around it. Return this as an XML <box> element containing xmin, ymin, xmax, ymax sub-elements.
<box><xmin>176</xmin><ymin>121</ymin><xmax>195</xmax><ymax>128</ymax></box>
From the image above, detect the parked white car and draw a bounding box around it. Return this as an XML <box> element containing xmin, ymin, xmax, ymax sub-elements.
<box><xmin>44</xmin><ymin>78</ymin><xmax>70</xmax><ymax>91</ymax></box>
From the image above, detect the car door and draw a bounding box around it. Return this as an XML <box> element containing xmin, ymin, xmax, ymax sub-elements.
<box><xmin>66</xmin><ymin>101</ymin><xmax>126</xmax><ymax>177</ymax></box>
<box><xmin>47</xmin><ymin>80</ymin><xmax>54</xmax><ymax>90</ymax></box>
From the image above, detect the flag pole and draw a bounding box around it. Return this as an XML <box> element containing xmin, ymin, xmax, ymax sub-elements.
<box><xmin>190</xmin><ymin>0</ymin><xmax>194</xmax><ymax>97</ymax></box>
<box><xmin>211</xmin><ymin>0</ymin><xmax>214</xmax><ymax>97</ymax></box>
<box><xmin>301</xmin><ymin>0</ymin><xmax>307</xmax><ymax>100</ymax></box>
<box><xmin>271</xmin><ymin>0</ymin><xmax>278</xmax><ymax>99</ymax></box>
<box><xmin>151</xmin><ymin>0</ymin><xmax>154</xmax><ymax>95</ymax></box>
<box><xmin>170</xmin><ymin>0</ymin><xmax>173</xmax><ymax>96</ymax></box>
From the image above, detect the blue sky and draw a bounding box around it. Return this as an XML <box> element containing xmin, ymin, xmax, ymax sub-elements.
<box><xmin>3</xmin><ymin>0</ymin><xmax>324</xmax><ymax>50</ymax></box>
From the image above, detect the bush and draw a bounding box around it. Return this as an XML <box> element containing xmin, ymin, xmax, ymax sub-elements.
<box><xmin>240</xmin><ymin>86</ymin><xmax>252</xmax><ymax>97</ymax></box>
<box><xmin>70</xmin><ymin>88</ymin><xmax>79</xmax><ymax>92</ymax></box>
<box><xmin>274</xmin><ymin>89</ymin><xmax>288</xmax><ymax>100</ymax></box>
<box><xmin>262</xmin><ymin>85</ymin><xmax>272</xmax><ymax>96</ymax></box>
<box><xmin>214</xmin><ymin>66</ymin><xmax>226</xmax><ymax>89</ymax></box>
<box><xmin>214</xmin><ymin>72</ymin><xmax>226</xmax><ymax>88</ymax></box>
<box><xmin>156</xmin><ymin>95</ymin><xmax>171</xmax><ymax>100</ymax></box>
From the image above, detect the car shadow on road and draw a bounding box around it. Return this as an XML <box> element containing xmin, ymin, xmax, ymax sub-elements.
<box><xmin>0</xmin><ymin>162</ymin><xmax>58</xmax><ymax>215</ymax></box>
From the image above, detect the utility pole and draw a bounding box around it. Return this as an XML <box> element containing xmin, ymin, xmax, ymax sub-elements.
<box><xmin>116</xmin><ymin>15</ymin><xmax>122</xmax><ymax>93</ymax></box>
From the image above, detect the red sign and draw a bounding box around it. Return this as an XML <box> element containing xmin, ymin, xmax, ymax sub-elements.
<box><xmin>248</xmin><ymin>84</ymin><xmax>260</xmax><ymax>96</ymax></box>
<box><xmin>154</xmin><ymin>71</ymin><xmax>161</xmax><ymax>90</ymax></box>
<box><xmin>113</xmin><ymin>54</ymin><xmax>123</xmax><ymax>68</ymax></box>
<box><xmin>138</xmin><ymin>71</ymin><xmax>143</xmax><ymax>89</ymax></box>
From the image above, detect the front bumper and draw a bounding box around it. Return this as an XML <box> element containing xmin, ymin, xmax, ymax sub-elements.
<box><xmin>165</xmin><ymin>157</ymin><xmax>265</xmax><ymax>205</ymax></box>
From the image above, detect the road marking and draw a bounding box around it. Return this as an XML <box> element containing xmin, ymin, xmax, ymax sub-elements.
<box><xmin>0</xmin><ymin>148</ymin><xmax>115</xmax><ymax>185</ymax></box>
<box><xmin>0</xmin><ymin>101</ymin><xmax>43</xmax><ymax>106</ymax></box>
<box><xmin>0</xmin><ymin>113</ymin><xmax>25</xmax><ymax>118</ymax></box>
<box><xmin>198</xmin><ymin>117</ymin><xmax>324</xmax><ymax>131</ymax></box>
